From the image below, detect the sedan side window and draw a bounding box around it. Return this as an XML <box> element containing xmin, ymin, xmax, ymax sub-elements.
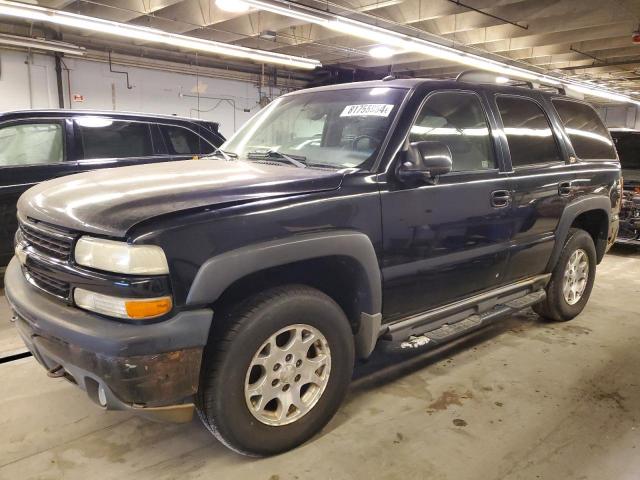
<box><xmin>160</xmin><ymin>125</ymin><xmax>216</xmax><ymax>155</ymax></box>
<box><xmin>410</xmin><ymin>91</ymin><xmax>496</xmax><ymax>172</ymax></box>
<box><xmin>0</xmin><ymin>123</ymin><xmax>63</xmax><ymax>166</ymax></box>
<box><xmin>76</xmin><ymin>118</ymin><xmax>154</xmax><ymax>159</ymax></box>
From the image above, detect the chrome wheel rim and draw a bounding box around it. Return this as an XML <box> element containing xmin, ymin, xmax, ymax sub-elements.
<box><xmin>563</xmin><ymin>248</ymin><xmax>589</xmax><ymax>305</ymax></box>
<box><xmin>244</xmin><ymin>324</ymin><xmax>331</xmax><ymax>426</ymax></box>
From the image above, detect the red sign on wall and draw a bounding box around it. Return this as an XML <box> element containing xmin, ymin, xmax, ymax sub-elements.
<box><xmin>73</xmin><ymin>94</ymin><xmax>85</xmax><ymax>102</ymax></box>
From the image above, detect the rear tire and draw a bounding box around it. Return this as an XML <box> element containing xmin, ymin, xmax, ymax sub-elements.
<box><xmin>533</xmin><ymin>228</ymin><xmax>596</xmax><ymax>322</ymax></box>
<box><xmin>196</xmin><ymin>285</ymin><xmax>354</xmax><ymax>456</ymax></box>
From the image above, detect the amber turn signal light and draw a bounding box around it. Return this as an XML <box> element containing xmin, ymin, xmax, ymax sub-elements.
<box><xmin>125</xmin><ymin>297</ymin><xmax>173</xmax><ymax>319</ymax></box>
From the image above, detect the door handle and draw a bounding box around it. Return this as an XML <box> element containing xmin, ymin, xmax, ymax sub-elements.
<box><xmin>558</xmin><ymin>181</ymin><xmax>572</xmax><ymax>196</ymax></box>
<box><xmin>490</xmin><ymin>190</ymin><xmax>512</xmax><ymax>208</ymax></box>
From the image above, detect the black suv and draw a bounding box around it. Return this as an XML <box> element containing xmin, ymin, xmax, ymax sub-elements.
<box><xmin>610</xmin><ymin>128</ymin><xmax>640</xmax><ymax>244</ymax></box>
<box><xmin>5</xmin><ymin>79</ymin><xmax>621</xmax><ymax>456</ymax></box>
<box><xmin>0</xmin><ymin>110</ymin><xmax>225</xmax><ymax>275</ymax></box>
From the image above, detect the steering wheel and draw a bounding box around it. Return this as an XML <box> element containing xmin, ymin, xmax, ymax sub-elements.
<box><xmin>351</xmin><ymin>134</ymin><xmax>379</xmax><ymax>151</ymax></box>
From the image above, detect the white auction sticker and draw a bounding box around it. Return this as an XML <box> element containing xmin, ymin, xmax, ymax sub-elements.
<box><xmin>340</xmin><ymin>104</ymin><xmax>394</xmax><ymax>117</ymax></box>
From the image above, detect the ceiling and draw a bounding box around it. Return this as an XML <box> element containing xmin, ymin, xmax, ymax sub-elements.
<box><xmin>4</xmin><ymin>0</ymin><xmax>640</xmax><ymax>98</ymax></box>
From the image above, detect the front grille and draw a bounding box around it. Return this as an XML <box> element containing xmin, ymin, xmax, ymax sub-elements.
<box><xmin>25</xmin><ymin>268</ymin><xmax>71</xmax><ymax>300</ymax></box>
<box><xmin>19</xmin><ymin>220</ymin><xmax>75</xmax><ymax>261</ymax></box>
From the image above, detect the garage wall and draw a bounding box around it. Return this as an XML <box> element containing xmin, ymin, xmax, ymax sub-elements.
<box><xmin>596</xmin><ymin>104</ymin><xmax>640</xmax><ymax>129</ymax></box>
<box><xmin>0</xmin><ymin>48</ymin><xmax>281</xmax><ymax>137</ymax></box>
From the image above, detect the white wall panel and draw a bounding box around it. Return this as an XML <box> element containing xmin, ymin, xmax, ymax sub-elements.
<box><xmin>0</xmin><ymin>49</ymin><xmax>276</xmax><ymax>137</ymax></box>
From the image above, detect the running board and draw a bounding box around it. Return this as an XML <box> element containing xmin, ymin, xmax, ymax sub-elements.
<box><xmin>399</xmin><ymin>290</ymin><xmax>545</xmax><ymax>349</ymax></box>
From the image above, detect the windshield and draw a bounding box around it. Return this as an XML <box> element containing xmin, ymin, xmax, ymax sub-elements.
<box><xmin>222</xmin><ymin>86</ymin><xmax>407</xmax><ymax>169</ymax></box>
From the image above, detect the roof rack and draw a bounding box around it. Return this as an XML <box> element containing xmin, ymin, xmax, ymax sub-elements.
<box><xmin>455</xmin><ymin>69</ymin><xmax>566</xmax><ymax>95</ymax></box>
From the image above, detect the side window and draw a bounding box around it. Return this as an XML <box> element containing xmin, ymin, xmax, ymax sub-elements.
<box><xmin>0</xmin><ymin>123</ymin><xmax>63</xmax><ymax>166</ymax></box>
<box><xmin>410</xmin><ymin>91</ymin><xmax>495</xmax><ymax>172</ymax></box>
<box><xmin>76</xmin><ymin>118</ymin><xmax>153</xmax><ymax>159</ymax></box>
<box><xmin>496</xmin><ymin>96</ymin><xmax>562</xmax><ymax>167</ymax></box>
<box><xmin>160</xmin><ymin>125</ymin><xmax>215</xmax><ymax>155</ymax></box>
<box><xmin>552</xmin><ymin>99</ymin><xmax>617</xmax><ymax>160</ymax></box>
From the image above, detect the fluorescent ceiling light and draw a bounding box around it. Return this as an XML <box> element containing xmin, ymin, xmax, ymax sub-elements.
<box><xmin>242</xmin><ymin>0</ymin><xmax>640</xmax><ymax>105</ymax></box>
<box><xmin>359</xmin><ymin>0</ymin><xmax>405</xmax><ymax>12</ymax></box>
<box><xmin>0</xmin><ymin>0</ymin><xmax>321</xmax><ymax>69</ymax></box>
<box><xmin>242</xmin><ymin>0</ymin><xmax>559</xmax><ymax>83</ymax></box>
<box><xmin>564</xmin><ymin>83</ymin><xmax>640</xmax><ymax>106</ymax></box>
<box><xmin>369</xmin><ymin>45</ymin><xmax>395</xmax><ymax>59</ymax></box>
<box><xmin>495</xmin><ymin>76</ymin><xmax>510</xmax><ymax>84</ymax></box>
<box><xmin>0</xmin><ymin>33</ymin><xmax>85</xmax><ymax>55</ymax></box>
<box><xmin>216</xmin><ymin>0</ymin><xmax>251</xmax><ymax>13</ymax></box>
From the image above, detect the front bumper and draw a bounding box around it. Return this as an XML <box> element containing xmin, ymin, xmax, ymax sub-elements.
<box><xmin>4</xmin><ymin>258</ymin><xmax>213</xmax><ymax>422</ymax></box>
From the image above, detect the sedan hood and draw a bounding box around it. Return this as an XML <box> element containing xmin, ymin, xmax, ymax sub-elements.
<box><xmin>18</xmin><ymin>159</ymin><xmax>344</xmax><ymax>237</ymax></box>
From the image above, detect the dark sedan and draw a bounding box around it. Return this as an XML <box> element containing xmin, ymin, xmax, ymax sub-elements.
<box><xmin>0</xmin><ymin>110</ymin><xmax>225</xmax><ymax>279</ymax></box>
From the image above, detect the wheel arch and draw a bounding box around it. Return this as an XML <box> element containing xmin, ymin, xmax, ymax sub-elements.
<box><xmin>186</xmin><ymin>231</ymin><xmax>383</xmax><ymax>359</ymax></box>
<box><xmin>547</xmin><ymin>195</ymin><xmax>611</xmax><ymax>271</ymax></box>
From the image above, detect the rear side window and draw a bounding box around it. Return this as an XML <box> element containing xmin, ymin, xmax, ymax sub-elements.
<box><xmin>160</xmin><ymin>125</ymin><xmax>215</xmax><ymax>155</ymax></box>
<box><xmin>0</xmin><ymin>123</ymin><xmax>63</xmax><ymax>166</ymax></box>
<box><xmin>76</xmin><ymin>118</ymin><xmax>154</xmax><ymax>159</ymax></box>
<box><xmin>552</xmin><ymin>99</ymin><xmax>617</xmax><ymax>160</ymax></box>
<box><xmin>496</xmin><ymin>96</ymin><xmax>562</xmax><ymax>167</ymax></box>
<box><xmin>410</xmin><ymin>91</ymin><xmax>496</xmax><ymax>172</ymax></box>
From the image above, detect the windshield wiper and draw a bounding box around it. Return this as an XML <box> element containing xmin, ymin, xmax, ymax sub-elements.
<box><xmin>209</xmin><ymin>147</ymin><xmax>237</xmax><ymax>161</ymax></box>
<box><xmin>247</xmin><ymin>150</ymin><xmax>307</xmax><ymax>168</ymax></box>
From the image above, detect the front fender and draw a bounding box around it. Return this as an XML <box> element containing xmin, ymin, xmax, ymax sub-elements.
<box><xmin>186</xmin><ymin>230</ymin><xmax>383</xmax><ymax>358</ymax></box>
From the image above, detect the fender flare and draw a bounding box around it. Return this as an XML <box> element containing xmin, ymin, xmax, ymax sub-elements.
<box><xmin>186</xmin><ymin>230</ymin><xmax>383</xmax><ymax>358</ymax></box>
<box><xmin>547</xmin><ymin>194</ymin><xmax>611</xmax><ymax>271</ymax></box>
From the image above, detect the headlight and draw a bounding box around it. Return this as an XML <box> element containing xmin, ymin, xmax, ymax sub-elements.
<box><xmin>74</xmin><ymin>236</ymin><xmax>169</xmax><ymax>275</ymax></box>
<box><xmin>74</xmin><ymin>288</ymin><xmax>172</xmax><ymax>319</ymax></box>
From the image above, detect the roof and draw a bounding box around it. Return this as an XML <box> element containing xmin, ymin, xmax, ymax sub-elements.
<box><xmin>284</xmin><ymin>77</ymin><xmax>570</xmax><ymax>102</ymax></box>
<box><xmin>0</xmin><ymin>109</ymin><xmax>219</xmax><ymax>128</ymax></box>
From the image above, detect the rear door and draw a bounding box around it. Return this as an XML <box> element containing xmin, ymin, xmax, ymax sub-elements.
<box><xmin>0</xmin><ymin>120</ymin><xmax>73</xmax><ymax>267</ymax></box>
<box><xmin>380</xmin><ymin>89</ymin><xmax>515</xmax><ymax>320</ymax></box>
<box><xmin>492</xmin><ymin>94</ymin><xmax>571</xmax><ymax>282</ymax></box>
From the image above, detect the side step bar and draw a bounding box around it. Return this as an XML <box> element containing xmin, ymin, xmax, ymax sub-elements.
<box><xmin>399</xmin><ymin>290</ymin><xmax>545</xmax><ymax>349</ymax></box>
<box><xmin>383</xmin><ymin>274</ymin><xmax>550</xmax><ymax>344</ymax></box>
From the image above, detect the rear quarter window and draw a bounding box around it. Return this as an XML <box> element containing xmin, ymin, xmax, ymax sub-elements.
<box><xmin>551</xmin><ymin>99</ymin><xmax>617</xmax><ymax>160</ymax></box>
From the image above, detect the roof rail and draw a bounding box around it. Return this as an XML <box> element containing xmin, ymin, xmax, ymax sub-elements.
<box><xmin>456</xmin><ymin>69</ymin><xmax>566</xmax><ymax>95</ymax></box>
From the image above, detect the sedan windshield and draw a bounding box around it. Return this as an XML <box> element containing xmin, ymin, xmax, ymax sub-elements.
<box><xmin>222</xmin><ymin>86</ymin><xmax>407</xmax><ymax>169</ymax></box>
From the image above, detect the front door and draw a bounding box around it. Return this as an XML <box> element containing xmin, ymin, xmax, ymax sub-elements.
<box><xmin>0</xmin><ymin>120</ymin><xmax>73</xmax><ymax>268</ymax></box>
<box><xmin>379</xmin><ymin>90</ymin><xmax>515</xmax><ymax>321</ymax></box>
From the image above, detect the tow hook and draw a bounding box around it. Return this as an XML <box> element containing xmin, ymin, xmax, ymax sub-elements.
<box><xmin>47</xmin><ymin>364</ymin><xmax>65</xmax><ymax>378</ymax></box>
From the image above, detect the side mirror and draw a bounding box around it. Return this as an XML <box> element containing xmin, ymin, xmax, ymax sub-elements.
<box><xmin>397</xmin><ymin>141</ymin><xmax>453</xmax><ymax>184</ymax></box>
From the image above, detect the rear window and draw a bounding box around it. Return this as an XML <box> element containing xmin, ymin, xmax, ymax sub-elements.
<box><xmin>552</xmin><ymin>99</ymin><xmax>617</xmax><ymax>160</ymax></box>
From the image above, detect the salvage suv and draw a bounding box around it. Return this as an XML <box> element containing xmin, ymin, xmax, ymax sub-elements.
<box><xmin>5</xmin><ymin>77</ymin><xmax>621</xmax><ymax>456</ymax></box>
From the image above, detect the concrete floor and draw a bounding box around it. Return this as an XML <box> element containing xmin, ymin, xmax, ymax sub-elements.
<box><xmin>1</xmin><ymin>247</ymin><xmax>639</xmax><ymax>480</ymax></box>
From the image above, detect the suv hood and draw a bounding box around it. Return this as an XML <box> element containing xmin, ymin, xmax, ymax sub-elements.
<box><xmin>18</xmin><ymin>159</ymin><xmax>345</xmax><ymax>237</ymax></box>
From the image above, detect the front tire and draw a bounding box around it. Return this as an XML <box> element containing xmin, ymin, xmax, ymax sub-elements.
<box><xmin>533</xmin><ymin>228</ymin><xmax>596</xmax><ymax>322</ymax></box>
<box><xmin>196</xmin><ymin>285</ymin><xmax>354</xmax><ymax>456</ymax></box>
